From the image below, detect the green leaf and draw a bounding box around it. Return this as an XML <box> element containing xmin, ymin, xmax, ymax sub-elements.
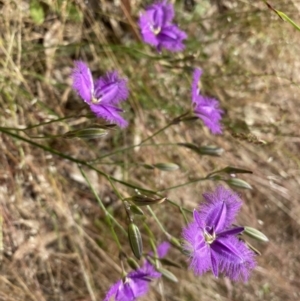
<box><xmin>30</xmin><ymin>0</ymin><xmax>45</xmax><ymax>25</ymax></box>
<box><xmin>67</xmin><ymin>3</ymin><xmax>83</xmax><ymax>22</ymax></box>
<box><xmin>276</xmin><ymin>10</ymin><xmax>300</xmax><ymax>32</ymax></box>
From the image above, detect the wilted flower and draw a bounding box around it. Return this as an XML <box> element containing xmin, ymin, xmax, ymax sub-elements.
<box><xmin>138</xmin><ymin>1</ymin><xmax>187</xmax><ymax>52</ymax></box>
<box><xmin>191</xmin><ymin>68</ymin><xmax>223</xmax><ymax>134</ymax></box>
<box><xmin>182</xmin><ymin>186</ymin><xmax>256</xmax><ymax>282</ymax></box>
<box><xmin>72</xmin><ymin>61</ymin><xmax>129</xmax><ymax>127</ymax></box>
<box><xmin>104</xmin><ymin>242</ymin><xmax>170</xmax><ymax>301</ymax></box>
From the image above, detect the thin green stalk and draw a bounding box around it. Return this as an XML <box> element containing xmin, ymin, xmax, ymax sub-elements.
<box><xmin>0</xmin><ymin>128</ymin><xmax>193</xmax><ymax>213</ymax></box>
<box><xmin>147</xmin><ymin>206</ymin><xmax>168</xmax><ymax>236</ymax></box>
<box><xmin>158</xmin><ymin>177</ymin><xmax>208</xmax><ymax>192</ymax></box>
<box><xmin>0</xmin><ymin>114</ymin><xmax>91</xmax><ymax>131</ymax></box>
<box><xmin>90</xmin><ymin>142</ymin><xmax>177</xmax><ymax>162</ymax></box>
<box><xmin>79</xmin><ymin>167</ymin><xmax>126</xmax><ymax>237</ymax></box>
<box><xmin>140</xmin><ymin>122</ymin><xmax>173</xmax><ymax>144</ymax></box>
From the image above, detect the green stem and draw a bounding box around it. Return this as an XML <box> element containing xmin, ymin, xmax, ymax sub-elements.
<box><xmin>0</xmin><ymin>114</ymin><xmax>91</xmax><ymax>131</ymax></box>
<box><xmin>140</xmin><ymin>122</ymin><xmax>173</xmax><ymax>144</ymax></box>
<box><xmin>0</xmin><ymin>128</ymin><xmax>193</xmax><ymax>213</ymax></box>
<box><xmin>147</xmin><ymin>206</ymin><xmax>168</xmax><ymax>235</ymax></box>
<box><xmin>90</xmin><ymin>142</ymin><xmax>177</xmax><ymax>162</ymax></box>
<box><xmin>79</xmin><ymin>167</ymin><xmax>126</xmax><ymax>236</ymax></box>
<box><xmin>158</xmin><ymin>177</ymin><xmax>208</xmax><ymax>192</ymax></box>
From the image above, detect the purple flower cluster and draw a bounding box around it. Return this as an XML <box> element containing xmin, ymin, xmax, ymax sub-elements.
<box><xmin>138</xmin><ymin>1</ymin><xmax>187</xmax><ymax>52</ymax></box>
<box><xmin>183</xmin><ymin>186</ymin><xmax>256</xmax><ymax>282</ymax></box>
<box><xmin>72</xmin><ymin>61</ymin><xmax>129</xmax><ymax>128</ymax></box>
<box><xmin>191</xmin><ymin>68</ymin><xmax>224</xmax><ymax>134</ymax></box>
<box><xmin>104</xmin><ymin>242</ymin><xmax>170</xmax><ymax>301</ymax></box>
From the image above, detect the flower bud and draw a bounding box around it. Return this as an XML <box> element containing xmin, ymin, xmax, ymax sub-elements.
<box><xmin>178</xmin><ymin>143</ymin><xmax>224</xmax><ymax>157</ymax></box>
<box><xmin>154</xmin><ymin>163</ymin><xmax>179</xmax><ymax>171</ymax></box>
<box><xmin>243</xmin><ymin>226</ymin><xmax>269</xmax><ymax>242</ymax></box>
<box><xmin>226</xmin><ymin>178</ymin><xmax>252</xmax><ymax>190</ymax></box>
<box><xmin>156</xmin><ymin>267</ymin><xmax>178</xmax><ymax>283</ymax></box>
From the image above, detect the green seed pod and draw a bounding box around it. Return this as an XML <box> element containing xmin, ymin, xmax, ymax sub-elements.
<box><xmin>226</xmin><ymin>178</ymin><xmax>252</xmax><ymax>190</ymax></box>
<box><xmin>153</xmin><ymin>163</ymin><xmax>179</xmax><ymax>172</ymax></box>
<box><xmin>128</xmin><ymin>223</ymin><xmax>143</xmax><ymax>260</ymax></box>
<box><xmin>63</xmin><ymin>127</ymin><xmax>108</xmax><ymax>139</ymax></box>
<box><xmin>243</xmin><ymin>226</ymin><xmax>269</xmax><ymax>242</ymax></box>
<box><xmin>156</xmin><ymin>267</ymin><xmax>178</xmax><ymax>283</ymax></box>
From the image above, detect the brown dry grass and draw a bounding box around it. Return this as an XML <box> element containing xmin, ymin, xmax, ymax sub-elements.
<box><xmin>0</xmin><ymin>0</ymin><xmax>300</xmax><ymax>300</ymax></box>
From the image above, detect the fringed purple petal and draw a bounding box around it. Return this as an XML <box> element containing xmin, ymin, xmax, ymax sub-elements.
<box><xmin>192</xmin><ymin>68</ymin><xmax>202</xmax><ymax>103</ymax></box>
<box><xmin>141</xmin><ymin>261</ymin><xmax>161</xmax><ymax>279</ymax></box>
<box><xmin>182</xmin><ymin>221</ymin><xmax>211</xmax><ymax>276</ymax></box>
<box><xmin>150</xmin><ymin>1</ymin><xmax>174</xmax><ymax>28</ymax></box>
<box><xmin>90</xmin><ymin>104</ymin><xmax>128</xmax><ymax>128</ymax></box>
<box><xmin>213</xmin><ymin>236</ymin><xmax>256</xmax><ymax>282</ymax></box>
<box><xmin>194</xmin><ymin>95</ymin><xmax>223</xmax><ymax>134</ymax></box>
<box><xmin>139</xmin><ymin>26</ymin><xmax>159</xmax><ymax>48</ymax></box>
<box><xmin>210</xmin><ymin>250</ymin><xmax>219</xmax><ymax>278</ymax></box>
<box><xmin>138</xmin><ymin>1</ymin><xmax>174</xmax><ymax>32</ymax></box>
<box><xmin>218</xmin><ymin>227</ymin><xmax>244</xmax><ymax>237</ymax></box>
<box><xmin>103</xmin><ymin>280</ymin><xmax>122</xmax><ymax>301</ymax></box>
<box><xmin>214</xmin><ymin>201</ymin><xmax>227</xmax><ymax>233</ymax></box>
<box><xmin>71</xmin><ymin>61</ymin><xmax>94</xmax><ymax>103</ymax></box>
<box><xmin>156</xmin><ymin>241</ymin><xmax>171</xmax><ymax>258</ymax></box>
<box><xmin>201</xmin><ymin>186</ymin><xmax>243</xmax><ymax>230</ymax></box>
<box><xmin>182</xmin><ymin>185</ymin><xmax>256</xmax><ymax>282</ymax></box>
<box><xmin>193</xmin><ymin>209</ymin><xmax>204</xmax><ymax>228</ymax></box>
<box><xmin>94</xmin><ymin>71</ymin><xmax>129</xmax><ymax>105</ymax></box>
<box><xmin>115</xmin><ymin>278</ymin><xmax>149</xmax><ymax>301</ymax></box>
<box><xmin>157</xmin><ymin>24</ymin><xmax>187</xmax><ymax>52</ymax></box>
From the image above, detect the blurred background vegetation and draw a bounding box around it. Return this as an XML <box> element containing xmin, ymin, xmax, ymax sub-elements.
<box><xmin>0</xmin><ymin>0</ymin><xmax>300</xmax><ymax>300</ymax></box>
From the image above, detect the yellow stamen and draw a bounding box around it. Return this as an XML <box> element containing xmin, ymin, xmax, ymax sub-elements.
<box><xmin>204</xmin><ymin>231</ymin><xmax>216</xmax><ymax>244</ymax></box>
<box><xmin>152</xmin><ymin>27</ymin><xmax>161</xmax><ymax>35</ymax></box>
<box><xmin>91</xmin><ymin>96</ymin><xmax>100</xmax><ymax>104</ymax></box>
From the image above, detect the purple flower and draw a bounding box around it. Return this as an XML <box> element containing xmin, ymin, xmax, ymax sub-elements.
<box><xmin>71</xmin><ymin>61</ymin><xmax>129</xmax><ymax>128</ymax></box>
<box><xmin>194</xmin><ymin>95</ymin><xmax>223</xmax><ymax>134</ymax></box>
<box><xmin>182</xmin><ymin>186</ymin><xmax>256</xmax><ymax>282</ymax></box>
<box><xmin>191</xmin><ymin>68</ymin><xmax>223</xmax><ymax>134</ymax></box>
<box><xmin>104</xmin><ymin>242</ymin><xmax>170</xmax><ymax>301</ymax></box>
<box><xmin>138</xmin><ymin>1</ymin><xmax>187</xmax><ymax>52</ymax></box>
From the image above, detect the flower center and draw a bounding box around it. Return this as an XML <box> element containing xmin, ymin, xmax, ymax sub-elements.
<box><xmin>204</xmin><ymin>230</ymin><xmax>216</xmax><ymax>244</ymax></box>
<box><xmin>151</xmin><ymin>26</ymin><xmax>161</xmax><ymax>35</ymax></box>
<box><xmin>91</xmin><ymin>96</ymin><xmax>100</xmax><ymax>104</ymax></box>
